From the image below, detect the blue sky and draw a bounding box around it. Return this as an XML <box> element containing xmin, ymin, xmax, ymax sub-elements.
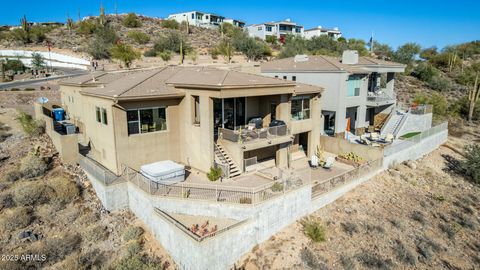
<box><xmin>3</xmin><ymin>0</ymin><xmax>479</xmax><ymax>49</ymax></box>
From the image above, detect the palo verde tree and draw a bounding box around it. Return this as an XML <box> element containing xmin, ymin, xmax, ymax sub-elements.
<box><xmin>110</xmin><ymin>43</ymin><xmax>141</xmax><ymax>68</ymax></box>
<box><xmin>31</xmin><ymin>53</ymin><xmax>46</xmax><ymax>69</ymax></box>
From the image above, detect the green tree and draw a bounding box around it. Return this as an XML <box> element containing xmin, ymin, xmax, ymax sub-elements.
<box><xmin>393</xmin><ymin>42</ymin><xmax>421</xmax><ymax>65</ymax></box>
<box><xmin>110</xmin><ymin>43</ymin><xmax>141</xmax><ymax>68</ymax></box>
<box><xmin>461</xmin><ymin>144</ymin><xmax>480</xmax><ymax>184</ymax></box>
<box><xmin>31</xmin><ymin>53</ymin><xmax>45</xmax><ymax>69</ymax></box>
<box><xmin>278</xmin><ymin>35</ymin><xmax>307</xmax><ymax>58</ymax></box>
<box><xmin>77</xmin><ymin>20</ymin><xmax>97</xmax><ymax>35</ymax></box>
<box><xmin>10</xmin><ymin>28</ymin><xmax>29</xmax><ymax>44</ymax></box>
<box><xmin>127</xmin><ymin>31</ymin><xmax>150</xmax><ymax>44</ymax></box>
<box><xmin>123</xmin><ymin>13</ymin><xmax>142</xmax><ymax>28</ymax></box>
<box><xmin>346</xmin><ymin>38</ymin><xmax>369</xmax><ymax>56</ymax></box>
<box><xmin>217</xmin><ymin>39</ymin><xmax>234</xmax><ymax>63</ymax></box>
<box><xmin>88</xmin><ymin>25</ymin><xmax>118</xmax><ymax>59</ymax></box>
<box><xmin>234</xmin><ymin>37</ymin><xmax>266</xmax><ymax>61</ymax></box>
<box><xmin>372</xmin><ymin>41</ymin><xmax>394</xmax><ymax>59</ymax></box>
<box><xmin>265</xmin><ymin>35</ymin><xmax>277</xmax><ymax>44</ymax></box>
<box><xmin>161</xmin><ymin>19</ymin><xmax>179</xmax><ymax>29</ymax></box>
<box><xmin>153</xmin><ymin>32</ymin><xmax>190</xmax><ymax>54</ymax></box>
<box><xmin>159</xmin><ymin>50</ymin><xmax>172</xmax><ymax>61</ymax></box>
<box><xmin>4</xmin><ymin>59</ymin><xmax>25</xmax><ymax>72</ymax></box>
<box><xmin>29</xmin><ymin>25</ymin><xmax>47</xmax><ymax>43</ymax></box>
<box><xmin>419</xmin><ymin>47</ymin><xmax>438</xmax><ymax>60</ymax></box>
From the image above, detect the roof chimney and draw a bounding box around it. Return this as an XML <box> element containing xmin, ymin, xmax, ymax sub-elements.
<box><xmin>294</xmin><ymin>55</ymin><xmax>309</xmax><ymax>62</ymax></box>
<box><xmin>342</xmin><ymin>50</ymin><xmax>359</xmax><ymax>65</ymax></box>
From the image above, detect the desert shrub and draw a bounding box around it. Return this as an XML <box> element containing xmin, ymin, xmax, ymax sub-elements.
<box><xmin>342</xmin><ymin>222</ymin><xmax>359</xmax><ymax>235</ymax></box>
<box><xmin>438</xmin><ymin>223</ymin><xmax>457</xmax><ymax>239</ymax></box>
<box><xmin>10</xmin><ymin>28</ymin><xmax>29</xmax><ymax>44</ymax></box>
<box><xmin>300</xmin><ymin>247</ymin><xmax>328</xmax><ymax>270</ymax></box>
<box><xmin>451</xmin><ymin>211</ymin><xmax>476</xmax><ymax>229</ymax></box>
<box><xmin>127</xmin><ymin>31</ymin><xmax>150</xmax><ymax>44</ymax></box>
<box><xmin>114</xmin><ymin>254</ymin><xmax>160</xmax><ymax>270</ymax></box>
<box><xmin>340</xmin><ymin>255</ymin><xmax>355</xmax><ymax>270</ymax></box>
<box><xmin>415</xmin><ymin>236</ymin><xmax>441</xmax><ymax>261</ymax></box>
<box><xmin>47</xmin><ymin>177</ymin><xmax>79</xmax><ymax>205</ymax></box>
<box><xmin>153</xmin><ymin>32</ymin><xmax>191</xmax><ymax>54</ymax></box>
<box><xmin>143</xmin><ymin>49</ymin><xmax>157</xmax><ymax>57</ymax></box>
<box><xmin>411</xmin><ymin>210</ymin><xmax>426</xmax><ymax>225</ymax></box>
<box><xmin>207</xmin><ymin>167</ymin><xmax>222</xmax><ymax>182</ymax></box>
<box><xmin>19</xmin><ymin>154</ymin><xmax>48</xmax><ymax>179</ymax></box>
<box><xmin>3</xmin><ymin>169</ymin><xmax>22</xmax><ymax>182</ymax></box>
<box><xmin>12</xmin><ymin>181</ymin><xmax>52</xmax><ymax>206</ymax></box>
<box><xmin>126</xmin><ymin>240</ymin><xmax>142</xmax><ymax>257</ymax></box>
<box><xmin>16</xmin><ymin>111</ymin><xmax>45</xmax><ymax>136</ymax></box>
<box><xmin>393</xmin><ymin>239</ymin><xmax>416</xmax><ymax>266</ymax></box>
<box><xmin>210</xmin><ymin>47</ymin><xmax>219</xmax><ymax>59</ymax></box>
<box><xmin>77</xmin><ymin>20</ymin><xmax>97</xmax><ymax>35</ymax></box>
<box><xmin>271</xmin><ymin>182</ymin><xmax>284</xmax><ymax>192</ymax></box>
<box><xmin>239</xmin><ymin>197</ymin><xmax>252</xmax><ymax>204</ymax></box>
<box><xmin>29</xmin><ymin>25</ymin><xmax>47</xmax><ymax>43</ymax></box>
<box><xmin>83</xmin><ymin>225</ymin><xmax>109</xmax><ymax>242</ymax></box>
<box><xmin>160</xmin><ymin>19</ymin><xmax>179</xmax><ymax>29</ymax></box>
<box><xmin>39</xmin><ymin>233</ymin><xmax>82</xmax><ymax>263</ymax></box>
<box><xmin>110</xmin><ymin>43</ymin><xmax>141</xmax><ymax>68</ymax></box>
<box><xmin>0</xmin><ymin>207</ymin><xmax>32</xmax><ymax>230</ymax></box>
<box><xmin>187</xmin><ymin>50</ymin><xmax>198</xmax><ymax>63</ymax></box>
<box><xmin>88</xmin><ymin>25</ymin><xmax>118</xmax><ymax>59</ymax></box>
<box><xmin>159</xmin><ymin>50</ymin><xmax>172</xmax><ymax>62</ymax></box>
<box><xmin>301</xmin><ymin>217</ymin><xmax>326</xmax><ymax>242</ymax></box>
<box><xmin>355</xmin><ymin>251</ymin><xmax>393</xmax><ymax>270</ymax></box>
<box><xmin>461</xmin><ymin>144</ymin><xmax>480</xmax><ymax>184</ymax></box>
<box><xmin>0</xmin><ymin>192</ymin><xmax>15</xmax><ymax>209</ymax></box>
<box><xmin>428</xmin><ymin>75</ymin><xmax>451</xmax><ymax>91</ymax></box>
<box><xmin>123</xmin><ymin>226</ymin><xmax>144</xmax><ymax>242</ymax></box>
<box><xmin>123</xmin><ymin>13</ymin><xmax>142</xmax><ymax>28</ymax></box>
<box><xmin>365</xmin><ymin>223</ymin><xmax>385</xmax><ymax>234</ymax></box>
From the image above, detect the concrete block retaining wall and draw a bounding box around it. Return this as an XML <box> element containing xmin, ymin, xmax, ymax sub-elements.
<box><xmin>127</xmin><ymin>182</ymin><xmax>311</xmax><ymax>269</ymax></box>
<box><xmin>85</xmin><ymin>172</ymin><xmax>129</xmax><ymax>211</ymax></box>
<box><xmin>383</xmin><ymin>128</ymin><xmax>448</xmax><ymax>169</ymax></box>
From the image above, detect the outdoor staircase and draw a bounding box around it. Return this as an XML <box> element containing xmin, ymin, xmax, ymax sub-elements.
<box><xmin>214</xmin><ymin>143</ymin><xmax>241</xmax><ymax>178</ymax></box>
<box><xmin>381</xmin><ymin>111</ymin><xmax>407</xmax><ymax>138</ymax></box>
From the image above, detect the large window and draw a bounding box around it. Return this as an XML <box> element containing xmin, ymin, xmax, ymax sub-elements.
<box><xmin>193</xmin><ymin>96</ymin><xmax>200</xmax><ymax>125</ymax></box>
<box><xmin>347</xmin><ymin>75</ymin><xmax>362</xmax><ymax>97</ymax></box>
<box><xmin>95</xmin><ymin>107</ymin><xmax>101</xmax><ymax>123</ymax></box>
<box><xmin>127</xmin><ymin>107</ymin><xmax>167</xmax><ymax>135</ymax></box>
<box><xmin>101</xmin><ymin>108</ymin><xmax>108</xmax><ymax>125</ymax></box>
<box><xmin>266</xmin><ymin>26</ymin><xmax>272</xmax><ymax>32</ymax></box>
<box><xmin>291</xmin><ymin>96</ymin><xmax>310</xmax><ymax>120</ymax></box>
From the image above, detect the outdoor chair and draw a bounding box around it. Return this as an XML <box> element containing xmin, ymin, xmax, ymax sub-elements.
<box><xmin>323</xmin><ymin>157</ymin><xmax>335</xmax><ymax>169</ymax></box>
<box><xmin>311</xmin><ymin>155</ymin><xmax>319</xmax><ymax>169</ymax></box>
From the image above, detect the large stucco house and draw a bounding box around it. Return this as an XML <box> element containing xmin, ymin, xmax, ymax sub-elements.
<box><xmin>260</xmin><ymin>51</ymin><xmax>406</xmax><ymax>137</ymax></box>
<box><xmin>247</xmin><ymin>19</ymin><xmax>304</xmax><ymax>42</ymax></box>
<box><xmin>59</xmin><ymin>67</ymin><xmax>322</xmax><ymax>178</ymax></box>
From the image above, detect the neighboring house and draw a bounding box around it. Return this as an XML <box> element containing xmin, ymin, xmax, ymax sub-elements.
<box><xmin>260</xmin><ymin>51</ymin><xmax>406</xmax><ymax>137</ymax></box>
<box><xmin>59</xmin><ymin>67</ymin><xmax>322</xmax><ymax>177</ymax></box>
<box><xmin>167</xmin><ymin>11</ymin><xmax>226</xmax><ymax>28</ymax></box>
<box><xmin>304</xmin><ymin>26</ymin><xmax>342</xmax><ymax>40</ymax></box>
<box><xmin>224</xmin><ymin>18</ymin><xmax>246</xmax><ymax>28</ymax></box>
<box><xmin>247</xmin><ymin>19</ymin><xmax>304</xmax><ymax>42</ymax></box>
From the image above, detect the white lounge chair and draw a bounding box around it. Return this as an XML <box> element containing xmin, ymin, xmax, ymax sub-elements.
<box><xmin>311</xmin><ymin>155</ymin><xmax>319</xmax><ymax>169</ymax></box>
<box><xmin>323</xmin><ymin>157</ymin><xmax>335</xmax><ymax>169</ymax></box>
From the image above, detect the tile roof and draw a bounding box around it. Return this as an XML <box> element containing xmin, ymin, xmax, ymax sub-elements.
<box><xmin>67</xmin><ymin>66</ymin><xmax>322</xmax><ymax>100</ymax></box>
<box><xmin>261</xmin><ymin>55</ymin><xmax>405</xmax><ymax>73</ymax></box>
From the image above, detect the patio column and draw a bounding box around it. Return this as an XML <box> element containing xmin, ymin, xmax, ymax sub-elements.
<box><xmin>308</xmin><ymin>94</ymin><xmax>321</xmax><ymax>157</ymax></box>
<box><xmin>386</xmin><ymin>72</ymin><xmax>395</xmax><ymax>96</ymax></box>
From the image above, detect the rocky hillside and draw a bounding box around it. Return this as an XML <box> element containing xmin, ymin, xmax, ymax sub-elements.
<box><xmin>0</xmin><ymin>14</ymin><xmax>222</xmax><ymax>54</ymax></box>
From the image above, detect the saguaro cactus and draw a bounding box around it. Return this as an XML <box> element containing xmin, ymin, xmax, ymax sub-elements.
<box><xmin>468</xmin><ymin>73</ymin><xmax>480</xmax><ymax>122</ymax></box>
<box><xmin>21</xmin><ymin>15</ymin><xmax>28</xmax><ymax>31</ymax></box>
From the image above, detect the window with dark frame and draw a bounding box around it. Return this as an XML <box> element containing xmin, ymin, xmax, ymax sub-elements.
<box><xmin>101</xmin><ymin>108</ymin><xmax>108</xmax><ymax>125</ymax></box>
<box><xmin>292</xmin><ymin>76</ymin><xmax>297</xmax><ymax>81</ymax></box>
<box><xmin>127</xmin><ymin>107</ymin><xmax>167</xmax><ymax>135</ymax></box>
<box><xmin>193</xmin><ymin>96</ymin><xmax>200</xmax><ymax>125</ymax></box>
<box><xmin>283</xmin><ymin>75</ymin><xmax>287</xmax><ymax>80</ymax></box>
<box><xmin>95</xmin><ymin>107</ymin><xmax>101</xmax><ymax>123</ymax></box>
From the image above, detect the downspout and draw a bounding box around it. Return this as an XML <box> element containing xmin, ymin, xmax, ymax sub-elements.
<box><xmin>112</xmin><ymin>95</ymin><xmax>121</xmax><ymax>175</ymax></box>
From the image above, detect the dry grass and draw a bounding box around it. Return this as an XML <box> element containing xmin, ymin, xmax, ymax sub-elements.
<box><xmin>0</xmin><ymin>206</ymin><xmax>33</xmax><ymax>231</ymax></box>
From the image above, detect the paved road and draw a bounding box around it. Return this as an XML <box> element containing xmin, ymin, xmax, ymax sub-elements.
<box><xmin>0</xmin><ymin>69</ymin><xmax>88</xmax><ymax>90</ymax></box>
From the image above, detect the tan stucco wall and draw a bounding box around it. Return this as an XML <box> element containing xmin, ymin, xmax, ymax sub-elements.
<box><xmin>319</xmin><ymin>135</ymin><xmax>384</xmax><ymax>161</ymax></box>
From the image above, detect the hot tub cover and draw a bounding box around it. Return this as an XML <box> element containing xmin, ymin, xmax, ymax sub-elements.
<box><xmin>140</xmin><ymin>160</ymin><xmax>185</xmax><ymax>182</ymax></box>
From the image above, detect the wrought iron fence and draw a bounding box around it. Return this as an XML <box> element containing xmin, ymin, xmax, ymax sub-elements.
<box><xmin>79</xmin><ymin>155</ymin><xmax>124</xmax><ymax>185</ymax></box>
<box><xmin>124</xmin><ymin>166</ymin><xmax>304</xmax><ymax>205</ymax></box>
<box><xmin>383</xmin><ymin>122</ymin><xmax>448</xmax><ymax>156</ymax></box>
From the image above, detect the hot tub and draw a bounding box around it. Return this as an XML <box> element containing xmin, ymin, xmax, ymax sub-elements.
<box><xmin>140</xmin><ymin>160</ymin><xmax>185</xmax><ymax>184</ymax></box>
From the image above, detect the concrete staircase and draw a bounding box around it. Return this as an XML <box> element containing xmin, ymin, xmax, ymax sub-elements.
<box><xmin>214</xmin><ymin>143</ymin><xmax>241</xmax><ymax>178</ymax></box>
<box><xmin>381</xmin><ymin>111</ymin><xmax>407</xmax><ymax>138</ymax></box>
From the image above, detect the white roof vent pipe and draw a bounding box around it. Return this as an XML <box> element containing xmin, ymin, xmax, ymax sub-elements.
<box><xmin>294</xmin><ymin>55</ymin><xmax>309</xmax><ymax>62</ymax></box>
<box><xmin>342</xmin><ymin>50</ymin><xmax>359</xmax><ymax>65</ymax></box>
